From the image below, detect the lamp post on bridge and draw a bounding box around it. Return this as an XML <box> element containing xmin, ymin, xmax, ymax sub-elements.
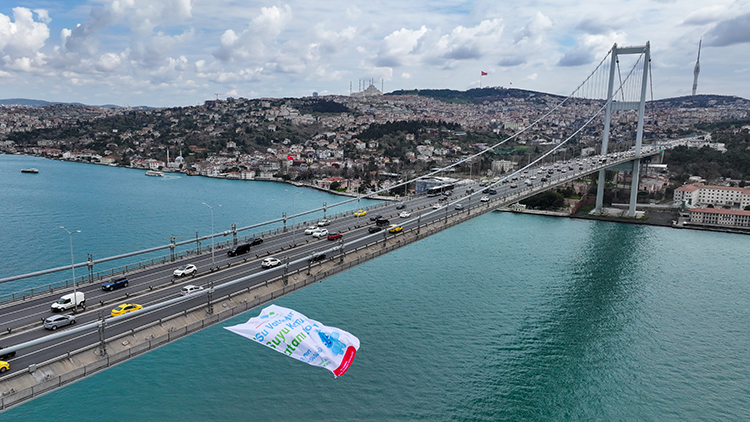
<box><xmin>286</xmin><ymin>190</ymin><xmax>302</xmax><ymax>246</ymax></box>
<box><xmin>202</xmin><ymin>202</ymin><xmax>221</xmax><ymax>270</ymax></box>
<box><xmin>60</xmin><ymin>226</ymin><xmax>81</xmax><ymax>314</ymax></box>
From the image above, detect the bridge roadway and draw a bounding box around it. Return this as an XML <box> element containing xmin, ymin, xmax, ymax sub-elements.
<box><xmin>0</xmin><ymin>146</ymin><xmax>664</xmax><ymax>401</ymax></box>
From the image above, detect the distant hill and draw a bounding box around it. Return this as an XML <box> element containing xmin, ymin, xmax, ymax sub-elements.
<box><xmin>0</xmin><ymin>98</ymin><xmax>150</xmax><ymax>109</ymax></box>
<box><xmin>388</xmin><ymin>88</ymin><xmax>749</xmax><ymax>108</ymax></box>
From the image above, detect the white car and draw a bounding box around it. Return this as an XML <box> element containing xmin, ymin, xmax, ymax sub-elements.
<box><xmin>304</xmin><ymin>226</ymin><xmax>319</xmax><ymax>235</ymax></box>
<box><xmin>261</xmin><ymin>257</ymin><xmax>282</xmax><ymax>268</ymax></box>
<box><xmin>317</xmin><ymin>219</ymin><xmax>331</xmax><ymax>226</ymax></box>
<box><xmin>180</xmin><ymin>284</ymin><xmax>204</xmax><ymax>295</ymax></box>
<box><xmin>480</xmin><ymin>195</ymin><xmax>490</xmax><ymax>202</ymax></box>
<box><xmin>173</xmin><ymin>264</ymin><xmax>197</xmax><ymax>277</ymax></box>
<box><xmin>432</xmin><ymin>203</ymin><xmax>441</xmax><ymax>209</ymax></box>
<box><xmin>312</xmin><ymin>228</ymin><xmax>329</xmax><ymax>238</ymax></box>
<box><xmin>399</xmin><ymin>211</ymin><xmax>411</xmax><ymax>218</ymax></box>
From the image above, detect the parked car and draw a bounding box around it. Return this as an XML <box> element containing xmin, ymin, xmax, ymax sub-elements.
<box><xmin>308</xmin><ymin>253</ymin><xmax>326</xmax><ymax>263</ymax></box>
<box><xmin>312</xmin><ymin>228</ymin><xmax>329</xmax><ymax>238</ymax></box>
<box><xmin>354</xmin><ymin>210</ymin><xmax>367</xmax><ymax>217</ymax></box>
<box><xmin>368</xmin><ymin>226</ymin><xmax>383</xmax><ymax>233</ymax></box>
<box><xmin>173</xmin><ymin>264</ymin><xmax>197</xmax><ymax>277</ymax></box>
<box><xmin>388</xmin><ymin>224</ymin><xmax>403</xmax><ymax>233</ymax></box>
<box><xmin>111</xmin><ymin>303</ymin><xmax>143</xmax><ymax>317</ymax></box>
<box><xmin>395</xmin><ymin>203</ymin><xmax>406</xmax><ymax>209</ymax></box>
<box><xmin>0</xmin><ymin>361</ymin><xmax>8</xmax><ymax>373</ymax></box>
<box><xmin>317</xmin><ymin>219</ymin><xmax>331</xmax><ymax>226</ymax></box>
<box><xmin>480</xmin><ymin>195</ymin><xmax>490</xmax><ymax>202</ymax></box>
<box><xmin>399</xmin><ymin>211</ymin><xmax>411</xmax><ymax>218</ymax></box>
<box><xmin>180</xmin><ymin>284</ymin><xmax>204</xmax><ymax>295</ymax></box>
<box><xmin>102</xmin><ymin>276</ymin><xmax>128</xmax><ymax>291</ymax></box>
<box><xmin>304</xmin><ymin>226</ymin><xmax>319</xmax><ymax>235</ymax></box>
<box><xmin>261</xmin><ymin>257</ymin><xmax>282</xmax><ymax>268</ymax></box>
<box><xmin>327</xmin><ymin>231</ymin><xmax>342</xmax><ymax>240</ymax></box>
<box><xmin>44</xmin><ymin>314</ymin><xmax>76</xmax><ymax>330</ymax></box>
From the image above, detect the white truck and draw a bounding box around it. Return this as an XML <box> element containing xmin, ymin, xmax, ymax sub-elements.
<box><xmin>51</xmin><ymin>291</ymin><xmax>85</xmax><ymax>312</ymax></box>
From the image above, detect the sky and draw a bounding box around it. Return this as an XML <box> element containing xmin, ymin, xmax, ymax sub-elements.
<box><xmin>0</xmin><ymin>0</ymin><xmax>749</xmax><ymax>107</ymax></box>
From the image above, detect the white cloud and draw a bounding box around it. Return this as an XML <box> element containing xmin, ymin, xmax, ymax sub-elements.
<box><xmin>0</xmin><ymin>7</ymin><xmax>50</xmax><ymax>70</ymax></box>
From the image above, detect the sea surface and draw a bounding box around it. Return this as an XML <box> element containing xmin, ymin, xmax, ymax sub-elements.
<box><xmin>2</xmin><ymin>154</ymin><xmax>749</xmax><ymax>421</ymax></box>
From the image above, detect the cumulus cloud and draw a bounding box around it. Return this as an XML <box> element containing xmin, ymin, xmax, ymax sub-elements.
<box><xmin>514</xmin><ymin>12</ymin><xmax>552</xmax><ymax>45</ymax></box>
<box><xmin>703</xmin><ymin>12</ymin><xmax>750</xmax><ymax>47</ymax></box>
<box><xmin>558</xmin><ymin>34</ymin><xmax>620</xmax><ymax>67</ymax></box>
<box><xmin>213</xmin><ymin>5</ymin><xmax>292</xmax><ymax>63</ymax></box>
<box><xmin>0</xmin><ymin>7</ymin><xmax>50</xmax><ymax>69</ymax></box>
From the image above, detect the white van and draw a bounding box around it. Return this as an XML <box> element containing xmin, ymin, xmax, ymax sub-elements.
<box><xmin>51</xmin><ymin>292</ymin><xmax>85</xmax><ymax>312</ymax></box>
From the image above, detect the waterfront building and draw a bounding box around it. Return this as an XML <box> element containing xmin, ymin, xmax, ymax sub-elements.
<box><xmin>687</xmin><ymin>207</ymin><xmax>750</xmax><ymax>228</ymax></box>
<box><xmin>674</xmin><ymin>184</ymin><xmax>750</xmax><ymax>208</ymax></box>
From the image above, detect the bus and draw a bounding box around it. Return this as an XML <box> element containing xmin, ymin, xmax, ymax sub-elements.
<box><xmin>426</xmin><ymin>183</ymin><xmax>455</xmax><ymax>197</ymax></box>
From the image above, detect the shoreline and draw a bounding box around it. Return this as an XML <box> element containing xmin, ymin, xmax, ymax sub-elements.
<box><xmin>11</xmin><ymin>154</ymin><xmax>749</xmax><ymax>235</ymax></box>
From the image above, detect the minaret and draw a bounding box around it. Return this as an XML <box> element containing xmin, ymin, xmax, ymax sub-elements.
<box><xmin>692</xmin><ymin>39</ymin><xmax>701</xmax><ymax>96</ymax></box>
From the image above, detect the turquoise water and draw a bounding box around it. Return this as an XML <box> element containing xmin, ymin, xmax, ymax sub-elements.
<box><xmin>2</xmin><ymin>154</ymin><xmax>750</xmax><ymax>421</ymax></box>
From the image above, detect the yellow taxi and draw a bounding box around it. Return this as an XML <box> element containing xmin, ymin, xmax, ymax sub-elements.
<box><xmin>0</xmin><ymin>360</ymin><xmax>9</xmax><ymax>373</ymax></box>
<box><xmin>111</xmin><ymin>303</ymin><xmax>143</xmax><ymax>317</ymax></box>
<box><xmin>388</xmin><ymin>224</ymin><xmax>403</xmax><ymax>233</ymax></box>
<box><xmin>354</xmin><ymin>210</ymin><xmax>367</xmax><ymax>217</ymax></box>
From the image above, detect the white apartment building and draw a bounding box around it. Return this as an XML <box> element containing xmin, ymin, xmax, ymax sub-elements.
<box><xmin>674</xmin><ymin>184</ymin><xmax>750</xmax><ymax>209</ymax></box>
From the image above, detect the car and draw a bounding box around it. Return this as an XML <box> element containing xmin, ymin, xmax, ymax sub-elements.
<box><xmin>369</xmin><ymin>214</ymin><xmax>383</xmax><ymax>221</ymax></box>
<box><xmin>102</xmin><ymin>276</ymin><xmax>128</xmax><ymax>291</ymax></box>
<box><xmin>111</xmin><ymin>303</ymin><xmax>143</xmax><ymax>317</ymax></box>
<box><xmin>454</xmin><ymin>203</ymin><xmax>464</xmax><ymax>210</ymax></box>
<box><xmin>0</xmin><ymin>347</ymin><xmax>17</xmax><ymax>360</ymax></box>
<box><xmin>312</xmin><ymin>228</ymin><xmax>329</xmax><ymax>238</ymax></box>
<box><xmin>308</xmin><ymin>253</ymin><xmax>326</xmax><ymax>263</ymax></box>
<box><xmin>261</xmin><ymin>257</ymin><xmax>282</xmax><ymax>268</ymax></box>
<box><xmin>388</xmin><ymin>224</ymin><xmax>403</xmax><ymax>233</ymax></box>
<box><xmin>44</xmin><ymin>314</ymin><xmax>76</xmax><ymax>330</ymax></box>
<box><xmin>480</xmin><ymin>195</ymin><xmax>490</xmax><ymax>202</ymax></box>
<box><xmin>466</xmin><ymin>187</ymin><xmax>474</xmax><ymax>194</ymax></box>
<box><xmin>399</xmin><ymin>211</ymin><xmax>411</xmax><ymax>218</ymax></box>
<box><xmin>354</xmin><ymin>210</ymin><xmax>367</xmax><ymax>217</ymax></box>
<box><xmin>368</xmin><ymin>226</ymin><xmax>383</xmax><ymax>233</ymax></box>
<box><xmin>173</xmin><ymin>264</ymin><xmax>197</xmax><ymax>277</ymax></box>
<box><xmin>304</xmin><ymin>226</ymin><xmax>319</xmax><ymax>235</ymax></box>
<box><xmin>180</xmin><ymin>284</ymin><xmax>204</xmax><ymax>295</ymax></box>
<box><xmin>227</xmin><ymin>243</ymin><xmax>252</xmax><ymax>257</ymax></box>
<box><xmin>248</xmin><ymin>237</ymin><xmax>263</xmax><ymax>246</ymax></box>
<box><xmin>488</xmin><ymin>189</ymin><xmax>497</xmax><ymax>195</ymax></box>
<box><xmin>375</xmin><ymin>218</ymin><xmax>390</xmax><ymax>227</ymax></box>
<box><xmin>432</xmin><ymin>203</ymin><xmax>441</xmax><ymax>209</ymax></box>
<box><xmin>395</xmin><ymin>203</ymin><xmax>406</xmax><ymax>209</ymax></box>
<box><xmin>327</xmin><ymin>231</ymin><xmax>342</xmax><ymax>240</ymax></box>
<box><xmin>317</xmin><ymin>219</ymin><xmax>331</xmax><ymax>226</ymax></box>
<box><xmin>0</xmin><ymin>360</ymin><xmax>8</xmax><ymax>373</ymax></box>
<box><xmin>510</xmin><ymin>183</ymin><xmax>518</xmax><ymax>188</ymax></box>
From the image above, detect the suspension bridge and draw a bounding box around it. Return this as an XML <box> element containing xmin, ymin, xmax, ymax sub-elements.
<box><xmin>0</xmin><ymin>42</ymin><xmax>671</xmax><ymax>410</ymax></box>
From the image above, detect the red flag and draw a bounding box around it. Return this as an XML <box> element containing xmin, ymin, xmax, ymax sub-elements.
<box><xmin>287</xmin><ymin>155</ymin><xmax>293</xmax><ymax>160</ymax></box>
<box><xmin>481</xmin><ymin>71</ymin><xmax>488</xmax><ymax>76</ymax></box>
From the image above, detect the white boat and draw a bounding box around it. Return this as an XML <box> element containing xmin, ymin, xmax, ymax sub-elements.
<box><xmin>21</xmin><ymin>168</ymin><xmax>39</xmax><ymax>173</ymax></box>
<box><xmin>145</xmin><ymin>170</ymin><xmax>164</xmax><ymax>177</ymax></box>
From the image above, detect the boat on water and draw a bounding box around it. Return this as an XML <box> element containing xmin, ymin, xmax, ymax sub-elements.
<box><xmin>145</xmin><ymin>170</ymin><xmax>164</xmax><ymax>177</ymax></box>
<box><xmin>21</xmin><ymin>168</ymin><xmax>39</xmax><ymax>173</ymax></box>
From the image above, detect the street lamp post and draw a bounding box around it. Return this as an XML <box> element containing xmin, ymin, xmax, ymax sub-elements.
<box><xmin>202</xmin><ymin>202</ymin><xmax>221</xmax><ymax>270</ymax></box>
<box><xmin>60</xmin><ymin>226</ymin><xmax>81</xmax><ymax>313</ymax></box>
<box><xmin>290</xmin><ymin>191</ymin><xmax>301</xmax><ymax>246</ymax></box>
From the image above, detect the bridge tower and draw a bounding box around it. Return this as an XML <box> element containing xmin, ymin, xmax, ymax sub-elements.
<box><xmin>594</xmin><ymin>42</ymin><xmax>650</xmax><ymax>217</ymax></box>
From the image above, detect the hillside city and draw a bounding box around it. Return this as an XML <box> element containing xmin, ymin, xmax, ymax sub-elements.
<box><xmin>2</xmin><ymin>86</ymin><xmax>750</xmax><ymax>230</ymax></box>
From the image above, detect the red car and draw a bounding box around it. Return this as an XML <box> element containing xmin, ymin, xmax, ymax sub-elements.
<box><xmin>327</xmin><ymin>232</ymin><xmax>342</xmax><ymax>240</ymax></box>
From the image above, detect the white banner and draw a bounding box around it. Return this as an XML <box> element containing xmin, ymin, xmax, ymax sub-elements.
<box><xmin>225</xmin><ymin>304</ymin><xmax>360</xmax><ymax>377</ymax></box>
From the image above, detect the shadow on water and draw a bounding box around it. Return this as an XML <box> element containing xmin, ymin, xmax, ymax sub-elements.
<box><xmin>456</xmin><ymin>220</ymin><xmax>650</xmax><ymax>421</ymax></box>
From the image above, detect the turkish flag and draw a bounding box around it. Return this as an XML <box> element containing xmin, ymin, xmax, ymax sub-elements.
<box><xmin>287</xmin><ymin>155</ymin><xmax>294</xmax><ymax>160</ymax></box>
<box><xmin>481</xmin><ymin>71</ymin><xmax>488</xmax><ymax>76</ymax></box>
